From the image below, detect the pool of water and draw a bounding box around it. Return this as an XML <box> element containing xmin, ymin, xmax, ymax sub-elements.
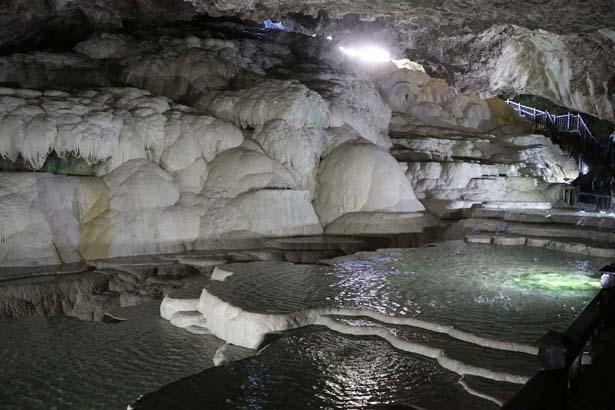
<box><xmin>133</xmin><ymin>326</ymin><xmax>499</xmax><ymax>410</ymax></box>
<box><xmin>0</xmin><ymin>241</ymin><xmax>608</xmax><ymax>409</ymax></box>
<box><xmin>161</xmin><ymin>241</ymin><xmax>606</xmax><ymax>407</ymax></box>
<box><xmin>0</xmin><ymin>303</ymin><xmax>252</xmax><ymax>410</ymax></box>
<box><xmin>205</xmin><ymin>241</ymin><xmax>604</xmax><ymax>344</ymax></box>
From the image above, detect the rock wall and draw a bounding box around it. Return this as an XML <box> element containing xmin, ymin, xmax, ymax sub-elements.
<box><xmin>0</xmin><ymin>26</ymin><xmax>584</xmax><ymax>266</ymax></box>
<box><xmin>379</xmin><ymin>68</ymin><xmax>579</xmax><ymax>218</ymax></box>
<box><xmin>2</xmin><ymin>1</ymin><xmax>613</xmax><ymax>119</ymax></box>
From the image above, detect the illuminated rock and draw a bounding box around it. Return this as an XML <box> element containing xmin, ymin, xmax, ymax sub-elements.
<box><xmin>324</xmin><ymin>212</ymin><xmax>439</xmax><ymax>235</ymax></box>
<box><xmin>253</xmin><ymin>121</ymin><xmax>325</xmax><ymax>193</ymax></box>
<box><xmin>195</xmin><ymin>79</ymin><xmax>329</xmax><ymax>130</ymax></box>
<box><xmin>0</xmin><ymin>173</ymin><xmax>107</xmax><ymax>265</ymax></box>
<box><xmin>314</xmin><ymin>140</ymin><xmax>424</xmax><ymax>226</ymax></box>
<box><xmin>103</xmin><ymin>159</ymin><xmax>179</xmax><ymax>211</ymax></box>
<box><xmin>211</xmin><ymin>266</ymin><xmax>234</xmax><ymax>281</ymax></box>
<box><xmin>204</xmin><ymin>147</ymin><xmax>295</xmax><ymax>198</ymax></box>
<box><xmin>489</xmin><ymin>27</ymin><xmax>614</xmax><ymax>121</ymax></box>
<box><xmin>380</xmin><ymin>68</ymin><xmax>525</xmax><ymax>133</ymax></box>
<box><xmin>199</xmin><ymin>189</ymin><xmax>323</xmax><ymax>240</ymax></box>
<box><xmin>80</xmin><ymin>206</ymin><xmax>201</xmax><ymax>259</ymax></box>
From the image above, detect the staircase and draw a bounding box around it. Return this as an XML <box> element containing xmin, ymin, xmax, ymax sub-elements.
<box><xmin>505</xmin><ymin>99</ymin><xmax>605</xmax><ymax>171</ymax></box>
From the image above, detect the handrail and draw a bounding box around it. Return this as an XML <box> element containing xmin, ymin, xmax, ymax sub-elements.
<box><xmin>502</xmin><ymin>287</ymin><xmax>615</xmax><ymax>409</ymax></box>
<box><xmin>505</xmin><ymin>100</ymin><xmax>600</xmax><ymax>146</ymax></box>
<box><xmin>560</xmin><ymin>186</ymin><xmax>614</xmax><ymax>211</ymax></box>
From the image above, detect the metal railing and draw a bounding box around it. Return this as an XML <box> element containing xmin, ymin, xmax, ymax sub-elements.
<box><xmin>506</xmin><ymin>100</ymin><xmax>603</xmax><ymax>157</ymax></box>
<box><xmin>503</xmin><ymin>287</ymin><xmax>615</xmax><ymax>409</ymax></box>
<box><xmin>561</xmin><ymin>185</ymin><xmax>615</xmax><ymax>211</ymax></box>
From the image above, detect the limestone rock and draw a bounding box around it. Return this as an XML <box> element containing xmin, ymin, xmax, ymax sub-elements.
<box><xmin>407</xmin><ymin>162</ymin><xmax>484</xmax><ymax>199</ymax></box>
<box><xmin>199</xmin><ymin>189</ymin><xmax>323</xmax><ymax>240</ymax></box>
<box><xmin>173</xmin><ymin>158</ymin><xmax>208</xmax><ymax>194</ymax></box>
<box><xmin>380</xmin><ymin>69</ymin><xmax>526</xmax><ymax>134</ymax></box>
<box><xmin>0</xmin><ymin>52</ymin><xmax>113</xmax><ymax>89</ymax></box>
<box><xmin>253</xmin><ymin>121</ymin><xmax>325</xmax><ymax>193</ymax></box>
<box><xmin>461</xmin><ymin>177</ymin><xmax>547</xmax><ymax>203</ymax></box>
<box><xmin>211</xmin><ymin>266</ymin><xmax>234</xmax><ymax>281</ymax></box>
<box><xmin>325</xmin><ymin>212</ymin><xmax>439</xmax><ymax>235</ymax></box>
<box><xmin>103</xmin><ymin>159</ymin><xmax>179</xmax><ymax>211</ymax></box>
<box><xmin>80</xmin><ymin>206</ymin><xmax>201</xmax><ymax>259</ymax></box>
<box><xmin>123</xmin><ymin>47</ymin><xmax>242</xmax><ymax>101</ymax></box>
<box><xmin>195</xmin><ymin>80</ymin><xmax>329</xmax><ymax>130</ymax></box>
<box><xmin>318</xmin><ymin>76</ymin><xmax>392</xmax><ymax>148</ymax></box>
<box><xmin>0</xmin><ymin>194</ymin><xmax>60</xmax><ymax>266</ymax></box>
<box><xmin>0</xmin><ymin>172</ymin><xmax>107</xmax><ymax>265</ymax></box>
<box><xmin>314</xmin><ymin>141</ymin><xmax>424</xmax><ymax>226</ymax></box>
<box><xmin>204</xmin><ymin>147</ymin><xmax>295</xmax><ymax>198</ymax></box>
<box><xmin>74</xmin><ymin>33</ymin><xmax>134</xmax><ymax>59</ymax></box>
<box><xmin>121</xmin><ymin>35</ymin><xmax>291</xmax><ymax>101</ymax></box>
<box><xmin>489</xmin><ymin>27</ymin><xmax>615</xmax><ymax>121</ymax></box>
<box><xmin>233</xmin><ymin>190</ymin><xmax>322</xmax><ymax>237</ymax></box>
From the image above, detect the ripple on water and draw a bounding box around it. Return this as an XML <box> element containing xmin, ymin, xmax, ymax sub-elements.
<box><xmin>205</xmin><ymin>241</ymin><xmax>604</xmax><ymax>344</ymax></box>
<box><xmin>2</xmin><ymin>241</ymin><xmax>606</xmax><ymax>409</ymax></box>
<box><xmin>133</xmin><ymin>327</ymin><xmax>498</xmax><ymax>410</ymax></box>
<box><xmin>0</xmin><ymin>303</ymin><xmax>252</xmax><ymax>410</ymax></box>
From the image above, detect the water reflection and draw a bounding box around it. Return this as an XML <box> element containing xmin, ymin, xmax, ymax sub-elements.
<box><xmin>207</xmin><ymin>241</ymin><xmax>605</xmax><ymax>344</ymax></box>
<box><xmin>133</xmin><ymin>327</ymin><xmax>493</xmax><ymax>410</ymax></box>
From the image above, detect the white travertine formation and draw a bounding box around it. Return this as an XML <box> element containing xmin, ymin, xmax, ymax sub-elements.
<box><xmin>103</xmin><ymin>159</ymin><xmax>179</xmax><ymax>211</ymax></box>
<box><xmin>0</xmin><ymin>27</ymin><xmax>591</xmax><ymax>266</ymax></box>
<box><xmin>160</xmin><ymin>294</ymin><xmax>200</xmax><ymax>321</ymax></box>
<box><xmin>173</xmin><ymin>158</ymin><xmax>209</xmax><ymax>194</ymax></box>
<box><xmin>232</xmin><ymin>190</ymin><xmax>323</xmax><ymax>237</ymax></box>
<box><xmin>0</xmin><ymin>194</ymin><xmax>60</xmax><ymax>266</ymax></box>
<box><xmin>380</xmin><ymin>69</ymin><xmax>526</xmax><ymax>134</ymax></box>
<box><xmin>204</xmin><ymin>147</ymin><xmax>295</xmax><ymax>198</ymax></box>
<box><xmin>211</xmin><ymin>266</ymin><xmax>234</xmax><ymax>281</ymax></box>
<box><xmin>323</xmin><ymin>78</ymin><xmax>392</xmax><ymax>149</ymax></box>
<box><xmin>0</xmin><ymin>173</ymin><xmax>107</xmax><ymax>265</ymax></box>
<box><xmin>253</xmin><ymin>121</ymin><xmax>325</xmax><ymax>193</ymax></box>
<box><xmin>198</xmin><ymin>189</ymin><xmax>323</xmax><ymax>240</ymax></box>
<box><xmin>121</xmin><ymin>35</ymin><xmax>292</xmax><ymax>101</ymax></box>
<box><xmin>195</xmin><ymin>80</ymin><xmax>330</xmax><ymax>130</ymax></box>
<box><xmin>325</xmin><ymin>212</ymin><xmax>439</xmax><ymax>235</ymax></box>
<box><xmin>314</xmin><ymin>140</ymin><xmax>424</xmax><ymax>226</ymax></box>
<box><xmin>0</xmin><ymin>87</ymin><xmax>243</xmax><ymax>174</ymax></box>
<box><xmin>79</xmin><ymin>206</ymin><xmax>201</xmax><ymax>260</ymax></box>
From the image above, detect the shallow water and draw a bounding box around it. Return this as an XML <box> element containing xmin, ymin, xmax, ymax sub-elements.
<box><xmin>183</xmin><ymin>241</ymin><xmax>606</xmax><ymax>406</ymax></box>
<box><xmin>1</xmin><ymin>242</ymin><xmax>608</xmax><ymax>409</ymax></box>
<box><xmin>205</xmin><ymin>241</ymin><xmax>605</xmax><ymax>344</ymax></box>
<box><xmin>133</xmin><ymin>326</ymin><xmax>498</xmax><ymax>410</ymax></box>
<box><xmin>0</xmin><ymin>303</ymin><xmax>241</xmax><ymax>410</ymax></box>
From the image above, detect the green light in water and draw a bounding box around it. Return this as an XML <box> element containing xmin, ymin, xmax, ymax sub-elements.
<box><xmin>513</xmin><ymin>273</ymin><xmax>600</xmax><ymax>292</ymax></box>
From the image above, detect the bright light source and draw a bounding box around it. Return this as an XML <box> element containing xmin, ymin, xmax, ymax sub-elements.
<box><xmin>339</xmin><ymin>45</ymin><xmax>391</xmax><ymax>63</ymax></box>
<box><xmin>326</xmin><ymin>35</ymin><xmax>333</xmax><ymax>41</ymax></box>
<box><xmin>581</xmin><ymin>162</ymin><xmax>590</xmax><ymax>175</ymax></box>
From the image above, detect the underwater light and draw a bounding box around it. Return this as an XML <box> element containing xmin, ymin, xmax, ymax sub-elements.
<box><xmin>339</xmin><ymin>45</ymin><xmax>391</xmax><ymax>63</ymax></box>
<box><xmin>513</xmin><ymin>273</ymin><xmax>600</xmax><ymax>292</ymax></box>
